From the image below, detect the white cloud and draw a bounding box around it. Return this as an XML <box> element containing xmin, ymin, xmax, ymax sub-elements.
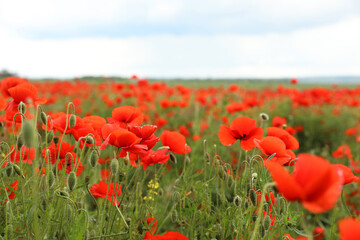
<box><xmin>0</xmin><ymin>17</ymin><xmax>359</xmax><ymax>78</ymax></box>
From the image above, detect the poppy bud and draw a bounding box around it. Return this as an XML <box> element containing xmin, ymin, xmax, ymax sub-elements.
<box><xmin>85</xmin><ymin>136</ymin><xmax>94</xmax><ymax>145</ymax></box>
<box><xmin>5</xmin><ymin>164</ymin><xmax>13</xmax><ymax>177</ymax></box>
<box><xmin>282</xmin><ymin>124</ymin><xmax>287</xmax><ymax>129</ymax></box>
<box><xmin>13</xmin><ymin>164</ymin><xmax>25</xmax><ymax>179</ymax></box>
<box><xmin>263</xmin><ymin>215</ymin><xmax>271</xmax><ymax>231</ymax></box>
<box><xmin>260</xmin><ymin>113</ymin><xmax>269</xmax><ymax>121</ymax></box>
<box><xmin>53</xmin><ymin>137</ymin><xmax>59</xmax><ymax>145</ymax></box>
<box><xmin>17</xmin><ymin>133</ymin><xmax>24</xmax><ymax>150</ymax></box>
<box><xmin>89</xmin><ymin>150</ymin><xmax>98</xmax><ymax>168</ymax></box>
<box><xmin>67</xmin><ymin>171</ymin><xmax>77</xmax><ymax>191</ymax></box>
<box><xmin>47</xmin><ymin>130</ymin><xmax>54</xmax><ymax>144</ymax></box>
<box><xmin>18</xmin><ymin>101</ymin><xmax>26</xmax><ymax>114</ymax></box>
<box><xmin>110</xmin><ymin>158</ymin><xmax>119</xmax><ymax>176</ymax></box>
<box><xmin>48</xmin><ymin>170</ymin><xmax>55</xmax><ymax>188</ymax></box>
<box><xmin>85</xmin><ymin>193</ymin><xmax>97</xmax><ymax>211</ymax></box>
<box><xmin>263</xmin><ymin>202</ymin><xmax>269</xmax><ymax>213</ymax></box>
<box><xmin>69</xmin><ymin>114</ymin><xmax>76</xmax><ymax>128</ymax></box>
<box><xmin>233</xmin><ymin>195</ymin><xmax>242</xmax><ymax>207</ymax></box>
<box><xmin>249</xmin><ymin>189</ymin><xmax>257</xmax><ymax>206</ymax></box>
<box><xmin>40</xmin><ymin>112</ymin><xmax>47</xmax><ymax>125</ymax></box>
<box><xmin>22</xmin><ymin>121</ymin><xmax>34</xmax><ymax>148</ymax></box>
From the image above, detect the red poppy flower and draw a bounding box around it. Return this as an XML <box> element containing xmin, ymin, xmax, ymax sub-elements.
<box><xmin>141</xmin><ymin>149</ymin><xmax>170</xmax><ymax>170</ymax></box>
<box><xmin>2</xmin><ymin>180</ymin><xmax>19</xmax><ymax>203</ymax></box>
<box><xmin>218</xmin><ymin>117</ymin><xmax>263</xmax><ymax>151</ymax></box>
<box><xmin>148</xmin><ymin>231</ymin><xmax>189</xmax><ymax>240</ymax></box>
<box><xmin>333</xmin><ymin>164</ymin><xmax>359</xmax><ymax>185</ymax></box>
<box><xmin>2</xmin><ymin>145</ymin><xmax>35</xmax><ymax>167</ymax></box>
<box><xmin>101</xmin><ymin>124</ymin><xmax>146</xmax><ymax>153</ymax></box>
<box><xmin>254</xmin><ymin>136</ymin><xmax>292</xmax><ymax>165</ymax></box>
<box><xmin>267</xmin><ymin>127</ymin><xmax>299</xmax><ymax>150</ymax></box>
<box><xmin>42</xmin><ymin>141</ymin><xmax>74</xmax><ymax>164</ymax></box>
<box><xmin>0</xmin><ymin>76</ymin><xmax>27</xmax><ymax>98</ymax></box>
<box><xmin>107</xmin><ymin>106</ymin><xmax>144</xmax><ymax>128</ymax></box>
<box><xmin>160</xmin><ymin>130</ymin><xmax>191</xmax><ymax>155</ymax></box>
<box><xmin>128</xmin><ymin>125</ymin><xmax>159</xmax><ymax>150</ymax></box>
<box><xmin>90</xmin><ymin>181</ymin><xmax>122</xmax><ymax>206</ymax></box>
<box><xmin>332</xmin><ymin>145</ymin><xmax>353</xmax><ymax>159</ymax></box>
<box><xmin>272</xmin><ymin>116</ymin><xmax>287</xmax><ymax>128</ymax></box>
<box><xmin>143</xmin><ymin>217</ymin><xmax>158</xmax><ymax>239</ymax></box>
<box><xmin>265</xmin><ymin>153</ymin><xmax>343</xmax><ymax>213</ymax></box>
<box><xmin>338</xmin><ymin>218</ymin><xmax>360</xmax><ymax>240</ymax></box>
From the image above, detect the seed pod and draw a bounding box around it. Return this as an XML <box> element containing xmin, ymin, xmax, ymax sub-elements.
<box><xmin>249</xmin><ymin>189</ymin><xmax>257</xmax><ymax>206</ymax></box>
<box><xmin>69</xmin><ymin>114</ymin><xmax>76</xmax><ymax>128</ymax></box>
<box><xmin>47</xmin><ymin>130</ymin><xmax>54</xmax><ymax>144</ymax></box>
<box><xmin>48</xmin><ymin>170</ymin><xmax>55</xmax><ymax>188</ymax></box>
<box><xmin>40</xmin><ymin>112</ymin><xmax>47</xmax><ymax>125</ymax></box>
<box><xmin>18</xmin><ymin>101</ymin><xmax>26</xmax><ymax>114</ymax></box>
<box><xmin>67</xmin><ymin>171</ymin><xmax>77</xmax><ymax>191</ymax></box>
<box><xmin>263</xmin><ymin>214</ymin><xmax>271</xmax><ymax>231</ymax></box>
<box><xmin>110</xmin><ymin>158</ymin><xmax>119</xmax><ymax>176</ymax></box>
<box><xmin>89</xmin><ymin>150</ymin><xmax>98</xmax><ymax>168</ymax></box>
<box><xmin>22</xmin><ymin>121</ymin><xmax>34</xmax><ymax>148</ymax></box>
<box><xmin>5</xmin><ymin>164</ymin><xmax>13</xmax><ymax>177</ymax></box>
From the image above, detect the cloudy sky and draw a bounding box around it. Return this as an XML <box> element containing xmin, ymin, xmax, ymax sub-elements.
<box><xmin>0</xmin><ymin>0</ymin><xmax>360</xmax><ymax>79</ymax></box>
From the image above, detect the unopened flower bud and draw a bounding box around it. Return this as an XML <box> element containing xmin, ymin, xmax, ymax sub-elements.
<box><xmin>53</xmin><ymin>137</ymin><xmax>59</xmax><ymax>145</ymax></box>
<box><xmin>169</xmin><ymin>152</ymin><xmax>177</xmax><ymax>164</ymax></box>
<box><xmin>17</xmin><ymin>133</ymin><xmax>24</xmax><ymax>149</ymax></box>
<box><xmin>5</xmin><ymin>164</ymin><xmax>13</xmax><ymax>177</ymax></box>
<box><xmin>67</xmin><ymin>171</ymin><xmax>77</xmax><ymax>191</ymax></box>
<box><xmin>110</xmin><ymin>158</ymin><xmax>119</xmax><ymax>176</ymax></box>
<box><xmin>252</xmin><ymin>172</ymin><xmax>258</xmax><ymax>187</ymax></box>
<box><xmin>263</xmin><ymin>215</ymin><xmax>271</xmax><ymax>231</ymax></box>
<box><xmin>249</xmin><ymin>189</ymin><xmax>257</xmax><ymax>206</ymax></box>
<box><xmin>47</xmin><ymin>130</ymin><xmax>54</xmax><ymax>144</ymax></box>
<box><xmin>282</xmin><ymin>124</ymin><xmax>287</xmax><ymax>129</ymax></box>
<box><xmin>85</xmin><ymin>136</ymin><xmax>94</xmax><ymax>145</ymax></box>
<box><xmin>40</xmin><ymin>111</ymin><xmax>47</xmax><ymax>125</ymax></box>
<box><xmin>89</xmin><ymin>150</ymin><xmax>98</xmax><ymax>168</ymax></box>
<box><xmin>18</xmin><ymin>102</ymin><xmax>26</xmax><ymax>114</ymax></box>
<box><xmin>22</xmin><ymin>121</ymin><xmax>34</xmax><ymax>148</ymax></box>
<box><xmin>48</xmin><ymin>170</ymin><xmax>55</xmax><ymax>188</ymax></box>
<box><xmin>69</xmin><ymin>114</ymin><xmax>76</xmax><ymax>128</ymax></box>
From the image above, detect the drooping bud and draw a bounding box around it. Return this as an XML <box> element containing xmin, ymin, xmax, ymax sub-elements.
<box><xmin>249</xmin><ymin>189</ymin><xmax>257</xmax><ymax>206</ymax></box>
<box><xmin>53</xmin><ymin>137</ymin><xmax>59</xmax><ymax>145</ymax></box>
<box><xmin>263</xmin><ymin>215</ymin><xmax>271</xmax><ymax>231</ymax></box>
<box><xmin>89</xmin><ymin>150</ymin><xmax>98</xmax><ymax>168</ymax></box>
<box><xmin>22</xmin><ymin>120</ymin><xmax>34</xmax><ymax>148</ymax></box>
<box><xmin>260</xmin><ymin>113</ymin><xmax>269</xmax><ymax>121</ymax></box>
<box><xmin>110</xmin><ymin>158</ymin><xmax>119</xmax><ymax>176</ymax></box>
<box><xmin>40</xmin><ymin>112</ymin><xmax>47</xmax><ymax>125</ymax></box>
<box><xmin>69</xmin><ymin>114</ymin><xmax>76</xmax><ymax>128</ymax></box>
<box><xmin>85</xmin><ymin>136</ymin><xmax>94</xmax><ymax>145</ymax></box>
<box><xmin>18</xmin><ymin>101</ymin><xmax>26</xmax><ymax>114</ymax></box>
<box><xmin>85</xmin><ymin>176</ymin><xmax>90</xmax><ymax>186</ymax></box>
<box><xmin>48</xmin><ymin>170</ymin><xmax>55</xmax><ymax>188</ymax></box>
<box><xmin>67</xmin><ymin>171</ymin><xmax>77</xmax><ymax>191</ymax></box>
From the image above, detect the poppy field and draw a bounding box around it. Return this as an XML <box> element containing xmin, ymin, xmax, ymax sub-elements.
<box><xmin>0</xmin><ymin>76</ymin><xmax>359</xmax><ymax>240</ymax></box>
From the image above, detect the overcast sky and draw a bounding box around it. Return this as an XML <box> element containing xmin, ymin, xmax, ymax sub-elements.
<box><xmin>0</xmin><ymin>0</ymin><xmax>360</xmax><ymax>79</ymax></box>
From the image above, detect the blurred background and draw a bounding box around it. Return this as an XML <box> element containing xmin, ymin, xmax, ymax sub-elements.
<box><xmin>0</xmin><ymin>0</ymin><xmax>359</xmax><ymax>82</ymax></box>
